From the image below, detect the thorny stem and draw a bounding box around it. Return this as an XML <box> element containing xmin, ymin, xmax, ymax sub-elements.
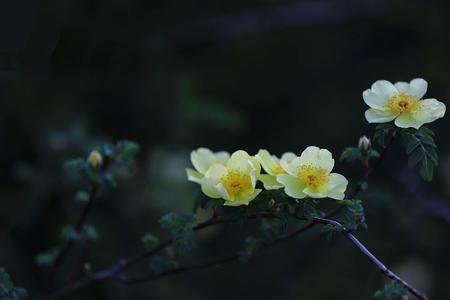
<box><xmin>40</xmin><ymin>130</ymin><xmax>405</xmax><ymax>300</ymax></box>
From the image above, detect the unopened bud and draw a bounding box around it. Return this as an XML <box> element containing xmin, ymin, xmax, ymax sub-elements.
<box><xmin>87</xmin><ymin>150</ymin><xmax>103</xmax><ymax>169</ymax></box>
<box><xmin>358</xmin><ymin>136</ymin><xmax>371</xmax><ymax>152</ymax></box>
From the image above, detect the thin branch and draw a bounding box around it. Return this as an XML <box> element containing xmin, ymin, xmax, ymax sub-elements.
<box><xmin>41</xmin><ymin>130</ymin><xmax>397</xmax><ymax>299</ymax></box>
<box><xmin>313</xmin><ymin>217</ymin><xmax>430</xmax><ymax>300</ymax></box>
<box><xmin>48</xmin><ymin>184</ymin><xmax>100</xmax><ymax>277</ymax></box>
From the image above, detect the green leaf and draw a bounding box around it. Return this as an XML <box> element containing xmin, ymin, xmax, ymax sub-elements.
<box><xmin>400</xmin><ymin>127</ymin><xmax>438</xmax><ymax>181</ymax></box>
<box><xmin>116</xmin><ymin>140</ymin><xmax>140</xmax><ymax>162</ymax></box>
<box><xmin>367</xmin><ymin>148</ymin><xmax>380</xmax><ymax>159</ymax></box>
<box><xmin>61</xmin><ymin>226</ymin><xmax>80</xmax><ymax>241</ymax></box>
<box><xmin>336</xmin><ymin>199</ymin><xmax>367</xmax><ymax>230</ymax></box>
<box><xmin>374</xmin><ymin>281</ymin><xmax>407</xmax><ymax>300</ymax></box>
<box><xmin>159</xmin><ymin>213</ymin><xmax>196</xmax><ymax>255</ymax></box>
<box><xmin>35</xmin><ymin>248</ymin><xmax>60</xmax><ymax>267</ymax></box>
<box><xmin>373</xmin><ymin>124</ymin><xmax>394</xmax><ymax>147</ymax></box>
<box><xmin>0</xmin><ymin>268</ymin><xmax>28</xmax><ymax>300</ymax></box>
<box><xmin>340</xmin><ymin>147</ymin><xmax>362</xmax><ymax>163</ymax></box>
<box><xmin>74</xmin><ymin>190</ymin><xmax>90</xmax><ymax>203</ymax></box>
<box><xmin>141</xmin><ymin>233</ymin><xmax>159</xmax><ymax>249</ymax></box>
<box><xmin>82</xmin><ymin>225</ymin><xmax>98</xmax><ymax>241</ymax></box>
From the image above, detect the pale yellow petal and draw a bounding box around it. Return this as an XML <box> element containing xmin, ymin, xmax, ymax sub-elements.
<box><xmin>303</xmin><ymin>186</ymin><xmax>327</xmax><ymax>199</ymax></box>
<box><xmin>407</xmin><ymin>98</ymin><xmax>446</xmax><ymax>129</ymax></box>
<box><xmin>409</xmin><ymin>78</ymin><xmax>428</xmax><ymax>99</ymax></box>
<box><xmin>224</xmin><ymin>189</ymin><xmax>262</xmax><ymax>206</ymax></box>
<box><xmin>190</xmin><ymin>148</ymin><xmax>216</xmax><ymax>174</ymax></box>
<box><xmin>214</xmin><ymin>151</ymin><xmax>230</xmax><ymax>164</ymax></box>
<box><xmin>394</xmin><ymin>81</ymin><xmax>410</xmax><ymax>93</ymax></box>
<box><xmin>299</xmin><ymin>146</ymin><xmax>334</xmax><ymax>173</ymax></box>
<box><xmin>249</xmin><ymin>156</ymin><xmax>261</xmax><ymax>178</ymax></box>
<box><xmin>255</xmin><ymin>149</ymin><xmax>278</xmax><ymax>175</ymax></box>
<box><xmin>371</xmin><ymin>80</ymin><xmax>398</xmax><ymax>99</ymax></box>
<box><xmin>280</xmin><ymin>157</ymin><xmax>301</xmax><ymax>176</ymax></box>
<box><xmin>365</xmin><ymin>108</ymin><xmax>398</xmax><ymax>123</ymax></box>
<box><xmin>259</xmin><ymin>174</ymin><xmax>283</xmax><ymax>190</ymax></box>
<box><xmin>186</xmin><ymin>168</ymin><xmax>203</xmax><ymax>184</ymax></box>
<box><xmin>363</xmin><ymin>89</ymin><xmax>389</xmax><ymax>109</ymax></box>
<box><xmin>326</xmin><ymin>173</ymin><xmax>348</xmax><ymax>200</ymax></box>
<box><xmin>204</xmin><ymin>163</ymin><xmax>228</xmax><ymax>180</ymax></box>
<box><xmin>281</xmin><ymin>152</ymin><xmax>296</xmax><ymax>162</ymax></box>
<box><xmin>276</xmin><ymin>174</ymin><xmax>306</xmax><ymax>199</ymax></box>
<box><xmin>200</xmin><ymin>176</ymin><xmax>222</xmax><ymax>199</ymax></box>
<box><xmin>394</xmin><ymin>112</ymin><xmax>422</xmax><ymax>129</ymax></box>
<box><xmin>228</xmin><ymin>150</ymin><xmax>251</xmax><ymax>171</ymax></box>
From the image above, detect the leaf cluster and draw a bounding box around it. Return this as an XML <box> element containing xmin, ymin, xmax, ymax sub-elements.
<box><xmin>64</xmin><ymin>140</ymin><xmax>140</xmax><ymax>188</ymax></box>
<box><xmin>159</xmin><ymin>213</ymin><xmax>196</xmax><ymax>255</ymax></box>
<box><xmin>399</xmin><ymin>126</ymin><xmax>438</xmax><ymax>181</ymax></box>
<box><xmin>374</xmin><ymin>281</ymin><xmax>407</xmax><ymax>300</ymax></box>
<box><xmin>0</xmin><ymin>268</ymin><xmax>27</xmax><ymax>300</ymax></box>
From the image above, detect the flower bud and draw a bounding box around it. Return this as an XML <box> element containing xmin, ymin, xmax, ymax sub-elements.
<box><xmin>87</xmin><ymin>150</ymin><xmax>103</xmax><ymax>169</ymax></box>
<box><xmin>358</xmin><ymin>136</ymin><xmax>371</xmax><ymax>152</ymax></box>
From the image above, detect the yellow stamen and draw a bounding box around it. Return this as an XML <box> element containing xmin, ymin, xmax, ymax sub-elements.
<box><xmin>220</xmin><ymin>171</ymin><xmax>252</xmax><ymax>197</ymax></box>
<box><xmin>388</xmin><ymin>93</ymin><xmax>421</xmax><ymax>114</ymax></box>
<box><xmin>298</xmin><ymin>164</ymin><xmax>328</xmax><ymax>191</ymax></box>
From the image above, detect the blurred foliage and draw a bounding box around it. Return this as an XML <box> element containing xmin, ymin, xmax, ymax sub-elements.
<box><xmin>1</xmin><ymin>0</ymin><xmax>450</xmax><ymax>299</ymax></box>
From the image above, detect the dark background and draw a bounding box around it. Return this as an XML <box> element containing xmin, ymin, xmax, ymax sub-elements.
<box><xmin>1</xmin><ymin>0</ymin><xmax>450</xmax><ymax>299</ymax></box>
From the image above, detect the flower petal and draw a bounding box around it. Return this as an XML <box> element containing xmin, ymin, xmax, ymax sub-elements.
<box><xmin>255</xmin><ymin>149</ymin><xmax>278</xmax><ymax>175</ymax></box>
<box><xmin>280</xmin><ymin>156</ymin><xmax>301</xmax><ymax>176</ymax></box>
<box><xmin>191</xmin><ymin>148</ymin><xmax>216</xmax><ymax>174</ymax></box>
<box><xmin>249</xmin><ymin>156</ymin><xmax>261</xmax><ymax>177</ymax></box>
<box><xmin>276</xmin><ymin>174</ymin><xmax>306</xmax><ymax>199</ymax></box>
<box><xmin>200</xmin><ymin>176</ymin><xmax>222</xmax><ymax>199</ymax></box>
<box><xmin>365</xmin><ymin>108</ymin><xmax>398</xmax><ymax>123</ymax></box>
<box><xmin>407</xmin><ymin>98</ymin><xmax>446</xmax><ymax>129</ymax></box>
<box><xmin>186</xmin><ymin>168</ymin><xmax>203</xmax><ymax>184</ymax></box>
<box><xmin>214</xmin><ymin>151</ymin><xmax>230</xmax><ymax>164</ymax></box>
<box><xmin>303</xmin><ymin>186</ymin><xmax>327</xmax><ymax>199</ymax></box>
<box><xmin>394</xmin><ymin>81</ymin><xmax>410</xmax><ymax>93</ymax></box>
<box><xmin>326</xmin><ymin>173</ymin><xmax>348</xmax><ymax>200</ymax></box>
<box><xmin>394</xmin><ymin>112</ymin><xmax>422</xmax><ymax>129</ymax></box>
<box><xmin>227</xmin><ymin>150</ymin><xmax>251</xmax><ymax>171</ymax></box>
<box><xmin>259</xmin><ymin>174</ymin><xmax>283</xmax><ymax>190</ymax></box>
<box><xmin>363</xmin><ymin>89</ymin><xmax>389</xmax><ymax>109</ymax></box>
<box><xmin>204</xmin><ymin>163</ymin><xmax>228</xmax><ymax>180</ymax></box>
<box><xmin>224</xmin><ymin>189</ymin><xmax>262</xmax><ymax>206</ymax></box>
<box><xmin>281</xmin><ymin>152</ymin><xmax>296</xmax><ymax>162</ymax></box>
<box><xmin>298</xmin><ymin>146</ymin><xmax>334</xmax><ymax>173</ymax></box>
<box><xmin>409</xmin><ymin>78</ymin><xmax>428</xmax><ymax>99</ymax></box>
<box><xmin>371</xmin><ymin>80</ymin><xmax>398</xmax><ymax>99</ymax></box>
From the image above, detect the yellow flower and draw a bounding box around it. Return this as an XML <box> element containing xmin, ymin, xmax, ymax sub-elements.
<box><xmin>364</xmin><ymin>78</ymin><xmax>446</xmax><ymax>129</ymax></box>
<box><xmin>276</xmin><ymin>146</ymin><xmax>348</xmax><ymax>200</ymax></box>
<box><xmin>199</xmin><ymin>150</ymin><xmax>261</xmax><ymax>206</ymax></box>
<box><xmin>186</xmin><ymin>148</ymin><xmax>230</xmax><ymax>184</ymax></box>
<box><xmin>87</xmin><ymin>150</ymin><xmax>103</xmax><ymax>169</ymax></box>
<box><xmin>255</xmin><ymin>149</ymin><xmax>295</xmax><ymax>190</ymax></box>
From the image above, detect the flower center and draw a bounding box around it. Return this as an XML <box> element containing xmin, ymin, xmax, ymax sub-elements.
<box><xmin>298</xmin><ymin>165</ymin><xmax>328</xmax><ymax>191</ymax></box>
<box><xmin>220</xmin><ymin>171</ymin><xmax>252</xmax><ymax>197</ymax></box>
<box><xmin>388</xmin><ymin>93</ymin><xmax>420</xmax><ymax>114</ymax></box>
